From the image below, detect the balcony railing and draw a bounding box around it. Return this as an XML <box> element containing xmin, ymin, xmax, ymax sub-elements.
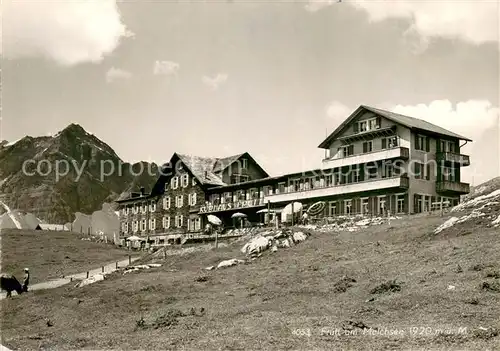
<box><xmin>436</xmin><ymin>152</ymin><xmax>470</xmax><ymax>167</ymax></box>
<box><xmin>199</xmin><ymin>198</ymin><xmax>265</xmax><ymax>214</ymax></box>
<box><xmin>265</xmin><ymin>175</ymin><xmax>409</xmax><ymax>204</ymax></box>
<box><xmin>323</xmin><ymin>147</ymin><xmax>409</xmax><ymax>169</ymax></box>
<box><xmin>436</xmin><ymin>181</ymin><xmax>470</xmax><ymax>194</ymax></box>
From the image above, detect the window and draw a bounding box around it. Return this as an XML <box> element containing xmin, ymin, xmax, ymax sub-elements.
<box><xmin>367</xmin><ymin>164</ymin><xmax>378</xmax><ymax>179</ymax></box>
<box><xmin>359</xmin><ymin>121</ymin><xmax>368</xmax><ymax>132</ymax></box>
<box><xmin>140</xmin><ymin>202</ymin><xmax>146</xmax><ymax>214</ymax></box>
<box><xmin>415</xmin><ymin>134</ymin><xmax>430</xmax><ymax>152</ymax></box>
<box><xmin>425</xmin><ymin>164</ymin><xmax>431</xmax><ymax>181</ymax></box>
<box><xmin>163</xmin><ymin>216</ymin><xmax>170</xmax><ymax>229</ymax></box>
<box><xmin>189</xmin><ymin>193</ymin><xmax>197</xmax><ymax>206</ymax></box>
<box><xmin>163</xmin><ymin>197</ymin><xmax>171</xmax><ymax>210</ymax></box>
<box><xmin>192</xmin><ymin>177</ymin><xmax>197</xmax><ymax>186</ymax></box>
<box><xmin>122</xmin><ymin>222</ymin><xmax>129</xmax><ymax>234</ymax></box>
<box><xmin>329</xmin><ymin>201</ymin><xmax>336</xmax><ymax>217</ymax></box>
<box><xmin>264</xmin><ymin>186</ymin><xmax>273</xmax><ymax>196</ymax></box>
<box><xmin>133</xmin><ymin>220</ymin><xmax>138</xmax><ymax>233</ymax></box>
<box><xmin>382</xmin><ymin>161</ymin><xmax>393</xmax><ymax>178</ymax></box>
<box><xmin>133</xmin><ymin>204</ymin><xmax>139</xmax><ymax>214</ymax></box>
<box><xmin>361</xmin><ymin>198</ymin><xmax>369</xmax><ymax>214</ymax></box>
<box><xmin>164</xmin><ymin>183</ymin><xmax>169</xmax><ymax>191</ymax></box>
<box><xmin>397</xmin><ymin>194</ymin><xmax>405</xmax><ymax>214</ymax></box>
<box><xmin>378</xmin><ymin>196</ymin><xmax>386</xmax><ymax>215</ymax></box>
<box><xmin>171</xmin><ymin>176</ymin><xmax>179</xmax><ymax>189</ymax></box>
<box><xmin>182</xmin><ymin>174</ymin><xmax>189</xmax><ymax>187</ymax></box>
<box><xmin>140</xmin><ymin>219</ymin><xmax>147</xmax><ymax>232</ymax></box>
<box><xmin>334</xmin><ymin>171</ymin><xmax>341</xmax><ymax>185</ymax></box>
<box><xmin>344</xmin><ymin>200</ymin><xmax>352</xmax><ymax>215</ymax></box>
<box><xmin>278</xmin><ymin>183</ymin><xmax>286</xmax><ymax>194</ymax></box>
<box><xmin>356</xmin><ymin>117</ymin><xmax>381</xmax><ymax>133</ymax></box>
<box><xmin>382</xmin><ymin>136</ymin><xmax>398</xmax><ymax>149</ymax></box>
<box><xmin>149</xmin><ymin>218</ymin><xmax>156</xmax><ymax>230</ymax></box>
<box><xmin>175</xmin><ymin>215</ymin><xmax>184</xmax><ymax>228</ymax></box>
<box><xmin>414</xmin><ymin>162</ymin><xmax>423</xmax><ymax>179</ymax></box>
<box><xmin>176</xmin><ymin>195</ymin><xmax>184</xmax><ymax>208</ymax></box>
<box><xmin>195</xmin><ymin>217</ymin><xmax>201</xmax><ymax>231</ymax></box>
<box><xmin>353</xmin><ymin>168</ymin><xmax>361</xmax><ymax>182</ymax></box>
<box><xmin>150</xmin><ymin>200</ymin><xmax>156</xmax><ymax>212</ymax></box>
<box><xmin>325</xmin><ymin>174</ymin><xmax>333</xmax><ymax>187</ymax></box>
<box><xmin>241</xmin><ymin>158</ymin><xmax>248</xmax><ymax>169</ymax></box>
<box><xmin>442</xmin><ymin>166</ymin><xmax>456</xmax><ymax>182</ymax></box>
<box><xmin>340</xmin><ymin>145</ymin><xmax>354</xmax><ymax>158</ymax></box>
<box><xmin>362</xmin><ymin>141</ymin><xmax>373</xmax><ymax>153</ymax></box>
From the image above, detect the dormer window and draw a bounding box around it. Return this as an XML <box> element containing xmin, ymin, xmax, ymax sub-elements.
<box><xmin>181</xmin><ymin>174</ymin><xmax>189</xmax><ymax>187</ymax></box>
<box><xmin>241</xmin><ymin>158</ymin><xmax>248</xmax><ymax>169</ymax></box>
<box><xmin>171</xmin><ymin>176</ymin><xmax>179</xmax><ymax>189</ymax></box>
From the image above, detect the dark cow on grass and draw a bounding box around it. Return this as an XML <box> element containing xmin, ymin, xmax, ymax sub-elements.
<box><xmin>0</xmin><ymin>274</ymin><xmax>24</xmax><ymax>298</ymax></box>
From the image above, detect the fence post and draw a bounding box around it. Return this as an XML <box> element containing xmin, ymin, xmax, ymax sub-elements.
<box><xmin>163</xmin><ymin>248</ymin><xmax>167</xmax><ymax>260</ymax></box>
<box><xmin>86</xmin><ymin>271</ymin><xmax>89</xmax><ymax>279</ymax></box>
<box><xmin>116</xmin><ymin>262</ymin><xmax>118</xmax><ymax>269</ymax></box>
<box><xmin>102</xmin><ymin>266</ymin><xmax>104</xmax><ymax>273</ymax></box>
<box><xmin>128</xmin><ymin>255</ymin><xmax>131</xmax><ymax>265</ymax></box>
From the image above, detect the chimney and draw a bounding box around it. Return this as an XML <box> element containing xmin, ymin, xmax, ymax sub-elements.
<box><xmin>140</xmin><ymin>187</ymin><xmax>145</xmax><ymax>196</ymax></box>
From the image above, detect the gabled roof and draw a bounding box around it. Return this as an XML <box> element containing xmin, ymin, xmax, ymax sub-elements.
<box><xmin>212</xmin><ymin>153</ymin><xmax>245</xmax><ymax>173</ymax></box>
<box><xmin>318</xmin><ymin>105</ymin><xmax>472</xmax><ymax>149</ymax></box>
<box><xmin>176</xmin><ymin>153</ymin><xmax>227</xmax><ymax>186</ymax></box>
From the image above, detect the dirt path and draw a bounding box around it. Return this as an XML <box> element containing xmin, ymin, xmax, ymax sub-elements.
<box><xmin>0</xmin><ymin>256</ymin><xmax>141</xmax><ymax>300</ymax></box>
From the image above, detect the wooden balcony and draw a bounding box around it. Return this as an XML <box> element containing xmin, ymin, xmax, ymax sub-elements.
<box><xmin>436</xmin><ymin>181</ymin><xmax>470</xmax><ymax>194</ymax></box>
<box><xmin>264</xmin><ymin>175</ymin><xmax>409</xmax><ymax>204</ymax></box>
<box><xmin>436</xmin><ymin>152</ymin><xmax>470</xmax><ymax>167</ymax></box>
<box><xmin>323</xmin><ymin>147</ymin><xmax>409</xmax><ymax>169</ymax></box>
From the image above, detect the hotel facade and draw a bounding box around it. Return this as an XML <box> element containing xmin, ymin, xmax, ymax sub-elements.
<box><xmin>116</xmin><ymin>105</ymin><xmax>471</xmax><ymax>245</ymax></box>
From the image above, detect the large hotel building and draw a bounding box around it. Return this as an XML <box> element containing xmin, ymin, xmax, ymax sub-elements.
<box><xmin>116</xmin><ymin>105</ymin><xmax>471</xmax><ymax>245</ymax></box>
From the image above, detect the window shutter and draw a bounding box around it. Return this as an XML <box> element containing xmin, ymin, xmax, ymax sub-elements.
<box><xmin>376</xmin><ymin>116</ymin><xmax>381</xmax><ymax>128</ymax></box>
<box><xmin>426</xmin><ymin>164</ymin><xmax>431</xmax><ymax>180</ymax></box>
<box><xmin>353</xmin><ymin>123</ymin><xmax>359</xmax><ymax>133</ymax></box>
<box><xmin>426</xmin><ymin>137</ymin><xmax>430</xmax><ymax>152</ymax></box>
<box><xmin>415</xmin><ymin>134</ymin><xmax>420</xmax><ymax>150</ymax></box>
<box><xmin>382</xmin><ymin>138</ymin><xmax>387</xmax><ymax>149</ymax></box>
<box><xmin>363</xmin><ymin>142</ymin><xmax>367</xmax><ymax>153</ymax></box>
<box><xmin>348</xmin><ymin>145</ymin><xmax>354</xmax><ymax>155</ymax></box>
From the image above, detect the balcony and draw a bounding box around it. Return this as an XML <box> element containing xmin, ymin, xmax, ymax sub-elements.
<box><xmin>264</xmin><ymin>175</ymin><xmax>409</xmax><ymax>204</ymax></box>
<box><xmin>322</xmin><ymin>147</ymin><xmax>409</xmax><ymax>169</ymax></box>
<box><xmin>436</xmin><ymin>152</ymin><xmax>470</xmax><ymax>167</ymax></box>
<box><xmin>199</xmin><ymin>198</ymin><xmax>265</xmax><ymax>214</ymax></box>
<box><xmin>436</xmin><ymin>181</ymin><xmax>470</xmax><ymax>194</ymax></box>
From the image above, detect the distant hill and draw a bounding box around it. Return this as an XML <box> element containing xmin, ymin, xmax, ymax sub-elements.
<box><xmin>0</xmin><ymin>124</ymin><xmax>159</xmax><ymax>223</ymax></box>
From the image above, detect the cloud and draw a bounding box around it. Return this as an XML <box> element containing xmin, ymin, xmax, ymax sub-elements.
<box><xmin>347</xmin><ymin>1</ymin><xmax>499</xmax><ymax>46</ymax></box>
<box><xmin>391</xmin><ymin>100</ymin><xmax>499</xmax><ymax>140</ymax></box>
<box><xmin>153</xmin><ymin>61</ymin><xmax>180</xmax><ymax>76</ymax></box>
<box><xmin>390</xmin><ymin>100</ymin><xmax>500</xmax><ymax>185</ymax></box>
<box><xmin>326</xmin><ymin>101</ymin><xmax>352</xmax><ymax>122</ymax></box>
<box><xmin>304</xmin><ymin>0</ymin><xmax>339</xmax><ymax>13</ymax></box>
<box><xmin>202</xmin><ymin>74</ymin><xmax>228</xmax><ymax>90</ymax></box>
<box><xmin>106</xmin><ymin>67</ymin><xmax>132</xmax><ymax>83</ymax></box>
<box><xmin>1</xmin><ymin>0</ymin><xmax>133</xmax><ymax>66</ymax></box>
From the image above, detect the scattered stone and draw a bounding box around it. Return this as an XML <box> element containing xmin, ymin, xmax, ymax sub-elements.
<box><xmin>481</xmin><ymin>281</ymin><xmax>500</xmax><ymax>293</ymax></box>
<box><xmin>370</xmin><ymin>280</ymin><xmax>401</xmax><ymax>295</ymax></box>
<box><xmin>195</xmin><ymin>276</ymin><xmax>209</xmax><ymax>282</ymax></box>
<box><xmin>485</xmin><ymin>270</ymin><xmax>500</xmax><ymax>279</ymax></box>
<box><xmin>333</xmin><ymin>276</ymin><xmax>356</xmax><ymax>293</ymax></box>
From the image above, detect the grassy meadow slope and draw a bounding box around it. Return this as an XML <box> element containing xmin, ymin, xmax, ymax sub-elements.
<box><xmin>1</xmin><ymin>214</ymin><xmax>499</xmax><ymax>350</ymax></box>
<box><xmin>0</xmin><ymin>229</ymin><xmax>138</xmax><ymax>283</ymax></box>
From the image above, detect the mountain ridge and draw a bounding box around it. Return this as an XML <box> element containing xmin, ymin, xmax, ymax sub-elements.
<box><xmin>0</xmin><ymin>123</ymin><xmax>159</xmax><ymax>223</ymax></box>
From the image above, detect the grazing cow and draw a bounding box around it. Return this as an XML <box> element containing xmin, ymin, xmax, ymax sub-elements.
<box><xmin>0</xmin><ymin>274</ymin><xmax>24</xmax><ymax>298</ymax></box>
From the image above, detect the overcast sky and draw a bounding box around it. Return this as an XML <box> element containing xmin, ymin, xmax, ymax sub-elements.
<box><xmin>2</xmin><ymin>0</ymin><xmax>499</xmax><ymax>185</ymax></box>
